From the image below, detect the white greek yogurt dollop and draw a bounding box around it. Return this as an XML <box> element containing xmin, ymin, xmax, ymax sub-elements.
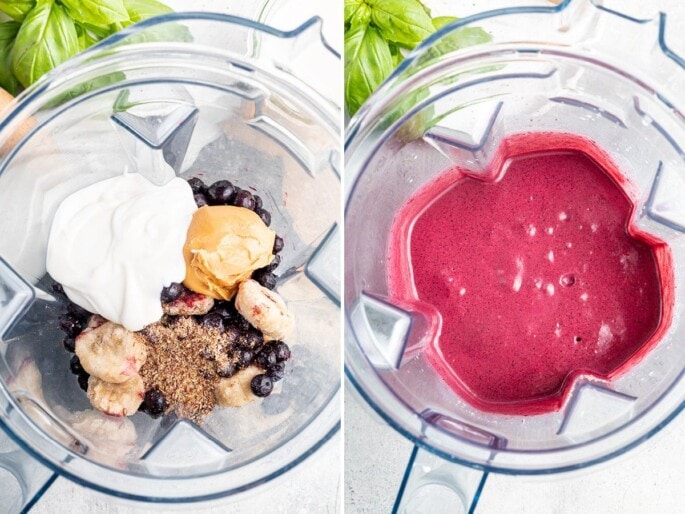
<box><xmin>47</xmin><ymin>174</ymin><xmax>197</xmax><ymax>331</ymax></box>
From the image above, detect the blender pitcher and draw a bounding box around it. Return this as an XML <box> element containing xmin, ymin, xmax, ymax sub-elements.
<box><xmin>345</xmin><ymin>0</ymin><xmax>685</xmax><ymax>511</ymax></box>
<box><xmin>0</xmin><ymin>13</ymin><xmax>340</xmax><ymax>508</ymax></box>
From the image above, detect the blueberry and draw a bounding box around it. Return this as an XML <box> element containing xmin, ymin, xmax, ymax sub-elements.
<box><xmin>273</xmin><ymin>236</ymin><xmax>284</xmax><ymax>254</ymax></box>
<box><xmin>255</xmin><ymin>208</ymin><xmax>271</xmax><ymax>226</ymax></box>
<box><xmin>160</xmin><ymin>282</ymin><xmax>185</xmax><ymax>303</ymax></box>
<box><xmin>251</xmin><ymin>374</ymin><xmax>273</xmax><ymax>397</ymax></box>
<box><xmin>77</xmin><ymin>373</ymin><xmax>89</xmax><ymax>391</ymax></box>
<box><xmin>234</xmin><ymin>190</ymin><xmax>256</xmax><ymax>210</ymax></box>
<box><xmin>52</xmin><ymin>283</ymin><xmax>66</xmax><ymax>298</ymax></box>
<box><xmin>70</xmin><ymin>355</ymin><xmax>84</xmax><ymax>375</ymax></box>
<box><xmin>274</xmin><ymin>341</ymin><xmax>291</xmax><ymax>362</ymax></box>
<box><xmin>207</xmin><ymin>180</ymin><xmax>235</xmax><ymax>205</ymax></box>
<box><xmin>266</xmin><ymin>255</ymin><xmax>281</xmax><ymax>272</ymax></box>
<box><xmin>234</xmin><ymin>314</ymin><xmax>251</xmax><ymax>333</ymax></box>
<box><xmin>194</xmin><ymin>193</ymin><xmax>209</xmax><ymax>207</ymax></box>
<box><xmin>252</xmin><ymin>269</ymin><xmax>277</xmax><ymax>290</ymax></box>
<box><xmin>256</xmin><ymin>347</ymin><xmax>278</xmax><ymax>369</ymax></box>
<box><xmin>229</xmin><ymin>186</ymin><xmax>242</xmax><ymax>204</ymax></box>
<box><xmin>187</xmin><ymin>177</ymin><xmax>206</xmax><ymax>194</ymax></box>
<box><xmin>254</xmin><ymin>195</ymin><xmax>263</xmax><ymax>209</ymax></box>
<box><xmin>213</xmin><ymin>301</ymin><xmax>236</xmax><ymax>319</ymax></box>
<box><xmin>268</xmin><ymin>362</ymin><xmax>285</xmax><ymax>382</ymax></box>
<box><xmin>224</xmin><ymin>325</ymin><xmax>242</xmax><ymax>343</ymax></box>
<box><xmin>218</xmin><ymin>300</ymin><xmax>250</xmax><ymax>330</ymax></box>
<box><xmin>202</xmin><ymin>313</ymin><xmax>224</xmax><ymax>331</ymax></box>
<box><xmin>143</xmin><ymin>389</ymin><xmax>167</xmax><ymax>417</ymax></box>
<box><xmin>67</xmin><ymin>302</ymin><xmax>91</xmax><ymax>322</ymax></box>
<box><xmin>244</xmin><ymin>328</ymin><xmax>264</xmax><ymax>350</ymax></box>
<box><xmin>237</xmin><ymin>347</ymin><xmax>254</xmax><ymax>367</ymax></box>
<box><xmin>63</xmin><ymin>337</ymin><xmax>76</xmax><ymax>353</ymax></box>
<box><xmin>217</xmin><ymin>361</ymin><xmax>237</xmax><ymax>378</ymax></box>
<box><xmin>60</xmin><ymin>315</ymin><xmax>82</xmax><ymax>338</ymax></box>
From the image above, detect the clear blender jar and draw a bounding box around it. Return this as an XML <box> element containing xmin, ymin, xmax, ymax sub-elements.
<box><xmin>0</xmin><ymin>13</ymin><xmax>340</xmax><ymax>509</ymax></box>
<box><xmin>345</xmin><ymin>0</ymin><xmax>685</xmax><ymax>511</ymax></box>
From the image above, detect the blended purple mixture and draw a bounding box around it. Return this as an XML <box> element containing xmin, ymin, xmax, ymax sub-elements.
<box><xmin>388</xmin><ymin>133</ymin><xmax>673</xmax><ymax>415</ymax></box>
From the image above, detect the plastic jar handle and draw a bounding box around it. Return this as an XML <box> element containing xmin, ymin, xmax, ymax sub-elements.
<box><xmin>0</xmin><ymin>422</ymin><xmax>56</xmax><ymax>513</ymax></box>
<box><xmin>393</xmin><ymin>446</ymin><xmax>486</xmax><ymax>514</ymax></box>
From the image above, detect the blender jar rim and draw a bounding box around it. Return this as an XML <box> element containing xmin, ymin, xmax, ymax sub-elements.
<box><xmin>344</xmin><ymin>0</ymin><xmax>685</xmax><ymax>474</ymax></box>
<box><xmin>0</xmin><ymin>12</ymin><xmax>341</xmax><ymax>503</ymax></box>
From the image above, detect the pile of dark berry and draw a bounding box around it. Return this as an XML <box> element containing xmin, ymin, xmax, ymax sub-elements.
<box><xmin>54</xmin><ymin>285</ymin><xmax>94</xmax><ymax>393</ymax></box>
<box><xmin>55</xmin><ymin>177</ymin><xmax>291</xmax><ymax>418</ymax></box>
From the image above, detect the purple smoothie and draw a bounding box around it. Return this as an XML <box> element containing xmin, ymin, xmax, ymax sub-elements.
<box><xmin>388</xmin><ymin>133</ymin><xmax>673</xmax><ymax>415</ymax></box>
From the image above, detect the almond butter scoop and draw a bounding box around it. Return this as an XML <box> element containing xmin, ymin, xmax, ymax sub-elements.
<box><xmin>183</xmin><ymin>205</ymin><xmax>275</xmax><ymax>300</ymax></box>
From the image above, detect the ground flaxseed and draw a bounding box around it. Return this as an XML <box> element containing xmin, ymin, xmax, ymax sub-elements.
<box><xmin>139</xmin><ymin>316</ymin><xmax>234</xmax><ymax>423</ymax></box>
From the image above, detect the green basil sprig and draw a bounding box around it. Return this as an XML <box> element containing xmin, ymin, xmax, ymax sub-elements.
<box><xmin>368</xmin><ymin>0</ymin><xmax>434</xmax><ymax>48</ymax></box>
<box><xmin>60</xmin><ymin>0</ymin><xmax>129</xmax><ymax>28</ymax></box>
<box><xmin>345</xmin><ymin>23</ymin><xmax>394</xmax><ymax>116</ymax></box>
<box><xmin>122</xmin><ymin>0</ymin><xmax>172</xmax><ymax>23</ymax></box>
<box><xmin>0</xmin><ymin>21</ymin><xmax>20</xmax><ymax>94</ymax></box>
<box><xmin>0</xmin><ymin>1</ymin><xmax>35</xmax><ymax>22</ymax></box>
<box><xmin>0</xmin><ymin>0</ymin><xmax>174</xmax><ymax>92</ymax></box>
<box><xmin>344</xmin><ymin>0</ymin><xmax>492</xmax><ymax>117</ymax></box>
<box><xmin>11</xmin><ymin>0</ymin><xmax>79</xmax><ymax>89</ymax></box>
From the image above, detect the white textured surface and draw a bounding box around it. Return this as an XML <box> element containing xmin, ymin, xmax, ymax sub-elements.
<box><xmin>478</xmin><ymin>414</ymin><xmax>685</xmax><ymax>513</ymax></box>
<box><xmin>31</xmin><ymin>432</ymin><xmax>341</xmax><ymax>513</ymax></box>
<box><xmin>345</xmin><ymin>383</ymin><xmax>410</xmax><ymax>513</ymax></box>
<box><xmin>345</xmin><ymin>1</ymin><xmax>685</xmax><ymax>513</ymax></box>
<box><xmin>347</xmin><ymin>384</ymin><xmax>685</xmax><ymax>513</ymax></box>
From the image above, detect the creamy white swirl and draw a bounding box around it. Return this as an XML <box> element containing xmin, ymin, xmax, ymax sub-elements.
<box><xmin>47</xmin><ymin>174</ymin><xmax>197</xmax><ymax>331</ymax></box>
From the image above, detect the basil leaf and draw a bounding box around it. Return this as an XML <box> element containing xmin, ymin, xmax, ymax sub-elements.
<box><xmin>394</xmin><ymin>85</ymin><xmax>431</xmax><ymax>142</ymax></box>
<box><xmin>389</xmin><ymin>42</ymin><xmax>404</xmax><ymax>67</ymax></box>
<box><xmin>367</xmin><ymin>0</ymin><xmax>434</xmax><ymax>48</ymax></box>
<box><xmin>78</xmin><ymin>22</ymin><xmax>111</xmax><ymax>39</ymax></box>
<box><xmin>345</xmin><ymin>24</ymin><xmax>393</xmax><ymax>116</ymax></box>
<box><xmin>118</xmin><ymin>0</ymin><xmax>188</xmax><ymax>43</ymax></box>
<box><xmin>77</xmin><ymin>25</ymin><xmax>100</xmax><ymax>50</ymax></box>
<box><xmin>0</xmin><ymin>21</ymin><xmax>20</xmax><ymax>94</ymax></box>
<box><xmin>350</xmin><ymin>4</ymin><xmax>370</xmax><ymax>28</ymax></box>
<box><xmin>345</xmin><ymin>0</ymin><xmax>370</xmax><ymax>28</ymax></box>
<box><xmin>345</xmin><ymin>0</ymin><xmax>363</xmax><ymax>23</ymax></box>
<box><xmin>12</xmin><ymin>0</ymin><xmax>79</xmax><ymax>88</ymax></box>
<box><xmin>61</xmin><ymin>0</ymin><xmax>129</xmax><ymax>28</ymax></box>
<box><xmin>123</xmin><ymin>0</ymin><xmax>173</xmax><ymax>22</ymax></box>
<box><xmin>47</xmin><ymin>70</ymin><xmax>125</xmax><ymax>107</ymax></box>
<box><xmin>431</xmin><ymin>16</ymin><xmax>491</xmax><ymax>53</ymax></box>
<box><xmin>432</xmin><ymin>16</ymin><xmax>457</xmax><ymax>29</ymax></box>
<box><xmin>0</xmin><ymin>1</ymin><xmax>35</xmax><ymax>22</ymax></box>
<box><xmin>392</xmin><ymin>18</ymin><xmax>492</xmax><ymax>142</ymax></box>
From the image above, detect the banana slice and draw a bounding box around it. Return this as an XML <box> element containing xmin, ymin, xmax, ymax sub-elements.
<box><xmin>215</xmin><ymin>366</ymin><xmax>262</xmax><ymax>407</ymax></box>
<box><xmin>162</xmin><ymin>291</ymin><xmax>214</xmax><ymax>316</ymax></box>
<box><xmin>75</xmin><ymin>321</ymin><xmax>147</xmax><ymax>384</ymax></box>
<box><xmin>7</xmin><ymin>358</ymin><xmax>45</xmax><ymax>404</ymax></box>
<box><xmin>234</xmin><ymin>279</ymin><xmax>294</xmax><ymax>341</ymax></box>
<box><xmin>70</xmin><ymin>410</ymin><xmax>138</xmax><ymax>467</ymax></box>
<box><xmin>87</xmin><ymin>375</ymin><xmax>144</xmax><ymax>417</ymax></box>
<box><xmin>71</xmin><ymin>409</ymin><xmax>137</xmax><ymax>446</ymax></box>
<box><xmin>86</xmin><ymin>314</ymin><xmax>106</xmax><ymax>330</ymax></box>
